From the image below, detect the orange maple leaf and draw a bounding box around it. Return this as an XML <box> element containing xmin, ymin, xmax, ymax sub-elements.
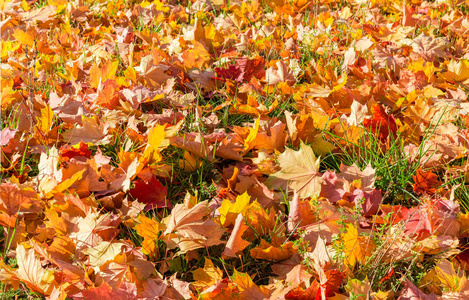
<box><xmin>413</xmin><ymin>168</ymin><xmax>441</xmax><ymax>195</ymax></box>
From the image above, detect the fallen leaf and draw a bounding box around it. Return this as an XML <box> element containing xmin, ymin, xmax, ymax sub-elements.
<box><xmin>231</xmin><ymin>269</ymin><xmax>269</xmax><ymax>299</ymax></box>
<box><xmin>192</xmin><ymin>258</ymin><xmax>224</xmax><ymax>291</ymax></box>
<box><xmin>339</xmin><ymin>224</ymin><xmax>375</xmax><ymax>267</ymax></box>
<box><xmin>128</xmin><ymin>176</ymin><xmax>169</xmax><ymax>211</ymax></box>
<box><xmin>398</xmin><ymin>278</ymin><xmax>437</xmax><ymax>300</ymax></box>
<box><xmin>413</xmin><ymin>168</ymin><xmax>441</xmax><ymax>195</ymax></box>
<box><xmin>89</xmin><ymin>60</ymin><xmax>119</xmax><ymax>89</ymax></box>
<box><xmin>62</xmin><ymin>115</ymin><xmax>110</xmax><ymax>145</ymax></box>
<box><xmin>16</xmin><ymin>244</ymin><xmax>57</xmax><ymax>295</ymax></box>
<box><xmin>223</xmin><ymin>214</ymin><xmax>250</xmax><ymax>258</ymax></box>
<box><xmin>218</xmin><ymin>192</ymin><xmax>251</xmax><ymax>228</ymax></box>
<box><xmin>287</xmin><ymin>190</ymin><xmax>317</xmax><ymax>232</ymax></box>
<box><xmin>267</xmin><ymin>143</ymin><xmax>323</xmax><ymax>199</ymax></box>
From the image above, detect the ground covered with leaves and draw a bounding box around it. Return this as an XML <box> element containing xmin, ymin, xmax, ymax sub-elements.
<box><xmin>1</xmin><ymin>0</ymin><xmax>469</xmax><ymax>299</ymax></box>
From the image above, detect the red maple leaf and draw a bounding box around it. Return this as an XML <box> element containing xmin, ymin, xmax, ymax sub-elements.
<box><xmin>61</xmin><ymin>141</ymin><xmax>92</xmax><ymax>161</ymax></box>
<box><xmin>214</xmin><ymin>57</ymin><xmax>265</xmax><ymax>83</ymax></box>
<box><xmin>128</xmin><ymin>176</ymin><xmax>170</xmax><ymax>211</ymax></box>
<box><xmin>363</xmin><ymin>104</ymin><xmax>397</xmax><ymax>142</ymax></box>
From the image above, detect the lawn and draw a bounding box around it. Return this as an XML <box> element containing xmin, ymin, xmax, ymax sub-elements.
<box><xmin>1</xmin><ymin>0</ymin><xmax>469</xmax><ymax>299</ymax></box>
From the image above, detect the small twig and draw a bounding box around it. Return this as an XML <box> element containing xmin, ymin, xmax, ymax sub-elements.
<box><xmin>24</xmin><ymin>40</ymin><xmax>38</xmax><ymax>107</ymax></box>
<box><xmin>24</xmin><ymin>40</ymin><xmax>48</xmax><ymax>140</ymax></box>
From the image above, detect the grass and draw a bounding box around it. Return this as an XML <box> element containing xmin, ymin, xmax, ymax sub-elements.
<box><xmin>0</xmin><ymin>282</ymin><xmax>43</xmax><ymax>300</ymax></box>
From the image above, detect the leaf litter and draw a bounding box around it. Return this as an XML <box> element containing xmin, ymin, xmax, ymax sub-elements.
<box><xmin>1</xmin><ymin>0</ymin><xmax>469</xmax><ymax>299</ymax></box>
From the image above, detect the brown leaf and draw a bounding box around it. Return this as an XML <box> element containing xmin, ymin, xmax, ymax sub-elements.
<box><xmin>265</xmin><ymin>61</ymin><xmax>296</xmax><ymax>85</ymax></box>
<box><xmin>135</xmin><ymin>55</ymin><xmax>171</xmax><ymax>88</ymax></box>
<box><xmin>61</xmin><ymin>115</ymin><xmax>110</xmax><ymax>145</ymax></box>
<box><xmin>287</xmin><ymin>190</ymin><xmax>317</xmax><ymax>232</ymax></box>
<box><xmin>16</xmin><ymin>245</ymin><xmax>56</xmax><ymax>295</ymax></box>
<box><xmin>340</xmin><ymin>163</ymin><xmax>376</xmax><ymax>193</ymax></box>
<box><xmin>223</xmin><ymin>214</ymin><xmax>250</xmax><ymax>258</ymax></box>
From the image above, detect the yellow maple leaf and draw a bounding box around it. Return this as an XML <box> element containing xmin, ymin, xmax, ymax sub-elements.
<box><xmin>192</xmin><ymin>258</ymin><xmax>224</xmax><ymax>291</ymax></box>
<box><xmin>12</xmin><ymin>29</ymin><xmax>34</xmax><ymax>47</ymax></box>
<box><xmin>35</xmin><ymin>105</ymin><xmax>54</xmax><ymax>135</ymax></box>
<box><xmin>340</xmin><ymin>224</ymin><xmax>375</xmax><ymax>267</ymax></box>
<box><xmin>445</xmin><ymin>59</ymin><xmax>469</xmax><ymax>82</ymax></box>
<box><xmin>135</xmin><ymin>215</ymin><xmax>164</xmax><ymax>259</ymax></box>
<box><xmin>243</xmin><ymin>117</ymin><xmax>260</xmax><ymax>153</ymax></box>
<box><xmin>143</xmin><ymin>124</ymin><xmax>165</xmax><ymax>163</ymax></box>
<box><xmin>1</xmin><ymin>40</ymin><xmax>20</xmax><ymax>59</ymax></box>
<box><xmin>89</xmin><ymin>60</ymin><xmax>119</xmax><ymax>89</ymax></box>
<box><xmin>231</xmin><ymin>270</ymin><xmax>269</xmax><ymax>299</ymax></box>
<box><xmin>435</xmin><ymin>259</ymin><xmax>469</xmax><ymax>292</ymax></box>
<box><xmin>43</xmin><ymin>169</ymin><xmax>85</xmax><ymax>198</ymax></box>
<box><xmin>218</xmin><ymin>192</ymin><xmax>251</xmax><ymax>228</ymax></box>
<box><xmin>250</xmin><ymin>238</ymin><xmax>296</xmax><ymax>261</ymax></box>
<box><xmin>267</xmin><ymin>143</ymin><xmax>323</xmax><ymax>199</ymax></box>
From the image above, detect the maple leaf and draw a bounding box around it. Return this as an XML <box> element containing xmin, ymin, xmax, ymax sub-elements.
<box><xmin>60</xmin><ymin>141</ymin><xmax>91</xmax><ymax>161</ymax></box>
<box><xmin>413</xmin><ymin>168</ymin><xmax>441</xmax><ymax>195</ymax></box>
<box><xmin>243</xmin><ymin>201</ymin><xmax>280</xmax><ymax>239</ymax></box>
<box><xmin>410</xmin><ymin>33</ymin><xmax>448</xmax><ymax>62</ymax></box>
<box><xmin>345</xmin><ymin>277</ymin><xmax>371</xmax><ymax>300</ymax></box>
<box><xmin>319</xmin><ymin>171</ymin><xmax>346</xmax><ymax>204</ymax></box>
<box><xmin>433</xmin><ymin>259</ymin><xmax>469</xmax><ymax>292</ymax></box>
<box><xmin>214</xmin><ymin>64</ymin><xmax>243</xmax><ymax>82</ymax></box>
<box><xmin>128</xmin><ymin>176</ymin><xmax>169</xmax><ymax>211</ymax></box>
<box><xmin>348</xmin><ymin>188</ymin><xmax>382</xmax><ymax>216</ymax></box>
<box><xmin>244</xmin><ymin>118</ymin><xmax>288</xmax><ymax>152</ymax></box>
<box><xmin>404</xmin><ymin>207</ymin><xmax>432</xmax><ymax>239</ymax></box>
<box><xmin>287</xmin><ymin>190</ymin><xmax>317</xmax><ymax>232</ymax></box>
<box><xmin>340</xmin><ymin>163</ymin><xmax>376</xmax><ymax>193</ymax></box>
<box><xmin>444</xmin><ymin>59</ymin><xmax>469</xmax><ymax>83</ymax></box>
<box><xmin>163</xmin><ymin>201</ymin><xmax>225</xmax><ymax>254</ymax></box>
<box><xmin>81</xmin><ymin>281</ymin><xmax>133</xmax><ymax>300</ymax></box>
<box><xmin>250</xmin><ymin>238</ymin><xmax>296</xmax><ymax>261</ymax></box>
<box><xmin>0</xmin><ymin>183</ymin><xmax>41</xmax><ymax>216</ymax></box>
<box><xmin>284</xmin><ymin>281</ymin><xmax>319</xmax><ymax>300</ymax></box>
<box><xmin>164</xmin><ymin>200</ymin><xmax>209</xmax><ymax>235</ymax></box>
<box><xmin>62</xmin><ymin>115</ymin><xmax>110</xmax><ymax>145</ymax></box>
<box><xmin>398</xmin><ymin>278</ymin><xmax>437</xmax><ymax>300</ymax></box>
<box><xmin>82</xmin><ymin>241</ymin><xmax>125</xmax><ymax>267</ymax></box>
<box><xmin>0</xmin><ymin>127</ymin><xmax>16</xmax><ymax>146</ymax></box>
<box><xmin>89</xmin><ymin>60</ymin><xmax>119</xmax><ymax>89</ymax></box>
<box><xmin>135</xmin><ymin>55</ymin><xmax>171</xmax><ymax>88</ymax></box>
<box><xmin>94</xmin><ymin>79</ymin><xmax>121</xmax><ymax>109</ymax></box>
<box><xmin>267</xmin><ymin>143</ymin><xmax>323</xmax><ymax>199</ymax></box>
<box><xmin>363</xmin><ymin>104</ymin><xmax>397</xmax><ymax>142</ymax></box>
<box><xmin>214</xmin><ymin>56</ymin><xmax>265</xmax><ymax>83</ymax></box>
<box><xmin>35</xmin><ymin>105</ymin><xmax>54</xmax><ymax>135</ymax></box>
<box><xmin>192</xmin><ymin>258</ymin><xmax>224</xmax><ymax>291</ymax></box>
<box><xmin>265</xmin><ymin>61</ymin><xmax>296</xmax><ymax>85</ymax></box>
<box><xmin>339</xmin><ymin>224</ymin><xmax>376</xmax><ymax>267</ymax></box>
<box><xmin>285</xmin><ymin>264</ymin><xmax>313</xmax><ymax>288</ymax></box>
<box><xmin>135</xmin><ymin>214</ymin><xmax>164</xmax><ymax>259</ymax></box>
<box><xmin>15</xmin><ymin>244</ymin><xmax>57</xmax><ymax>295</ymax></box>
<box><xmin>45</xmin><ymin>236</ymin><xmax>75</xmax><ymax>262</ymax></box>
<box><xmin>162</xmin><ymin>274</ymin><xmax>193</xmax><ymax>299</ymax></box>
<box><xmin>69</xmin><ymin>212</ymin><xmax>119</xmax><ymax>252</ymax></box>
<box><xmin>138</xmin><ymin>279</ymin><xmax>167</xmax><ymax>299</ymax></box>
<box><xmin>231</xmin><ymin>269</ymin><xmax>270</xmax><ymax>299</ymax></box>
<box><xmin>218</xmin><ymin>192</ymin><xmax>251</xmax><ymax>228</ymax></box>
<box><xmin>223</xmin><ymin>214</ymin><xmax>250</xmax><ymax>258</ymax></box>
